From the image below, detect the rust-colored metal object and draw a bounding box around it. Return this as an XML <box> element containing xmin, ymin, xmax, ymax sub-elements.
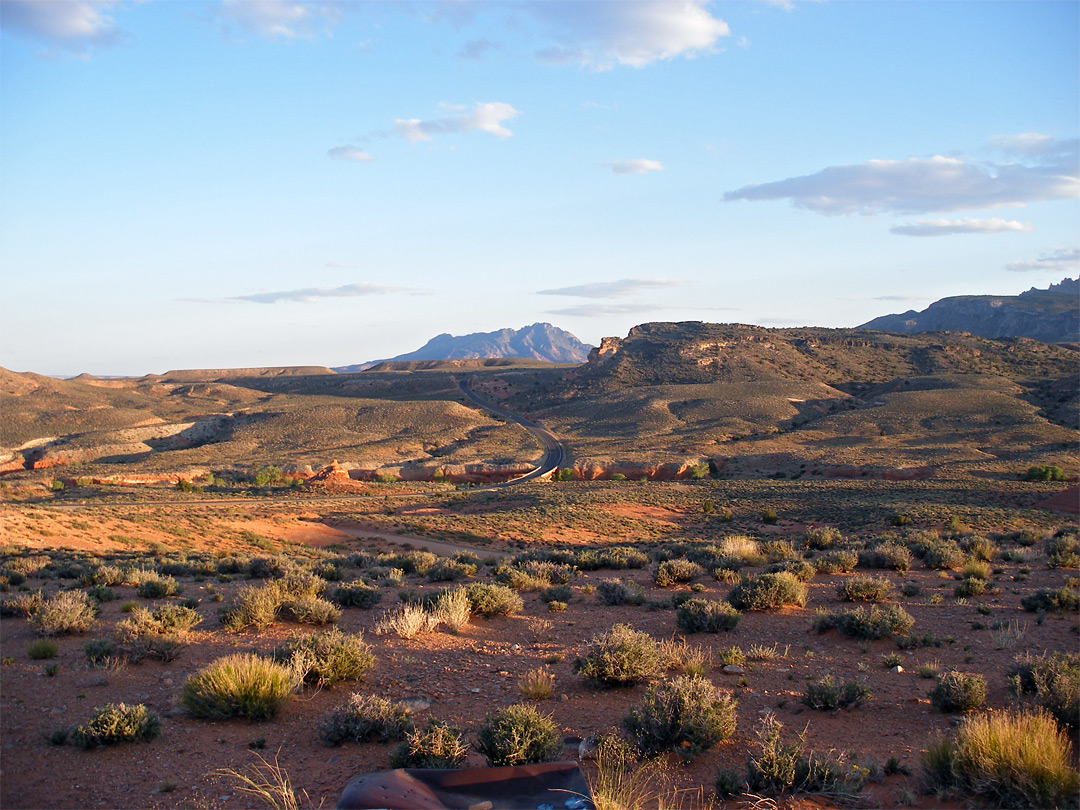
<box><xmin>335</xmin><ymin>761</ymin><xmax>594</xmax><ymax>810</ymax></box>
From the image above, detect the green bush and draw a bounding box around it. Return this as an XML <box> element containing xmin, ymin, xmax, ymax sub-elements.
<box><xmin>654</xmin><ymin>559</ymin><xmax>704</xmax><ymax>587</ymax></box>
<box><xmin>931</xmin><ymin>671</ymin><xmax>987</xmax><ymax>713</ymax></box>
<box><xmin>27</xmin><ymin>639</ymin><xmax>58</xmax><ymax>660</ymax></box>
<box><xmin>813</xmin><ymin>550</ymin><xmax>859</xmax><ymax>575</ymax></box>
<box><xmin>920</xmin><ymin>709</ymin><xmax>1078</xmax><ymax>808</ymax></box>
<box><xmin>278</xmin><ymin>594</ymin><xmax>340</xmax><ymax>625</ymax></box>
<box><xmin>814</xmin><ymin>605</ymin><xmax>915</xmax><ymax>640</ymax></box>
<box><xmin>389</xmin><ymin>551</ymin><xmax>438</xmax><ymax>575</ymax></box>
<box><xmin>332</xmin><ymin>580</ymin><xmax>382</xmax><ymax>609</ymax></box>
<box><xmin>476</xmin><ymin>704</ymin><xmax>562</xmax><ymax>766</ymax></box>
<box><xmin>1024</xmin><ymin>465</ymin><xmax>1066</xmax><ymax>481</ymax></box>
<box><xmin>729</xmin><ymin>572</ymin><xmax>807</xmax><ymax>611</ymax></box>
<box><xmin>179</xmin><ymin>653</ymin><xmax>296</xmax><ymax>721</ymax></box>
<box><xmin>747</xmin><ymin>714</ymin><xmax>867</xmax><ymax>800</ymax></box>
<box><xmin>426</xmin><ymin>559</ymin><xmax>477</xmax><ymax>582</ymax></box>
<box><xmin>804</xmin><ymin>527</ymin><xmax>842</xmax><ymax>550</ymax></box>
<box><xmin>915</xmin><ymin>536</ymin><xmax>964</xmax><ymax>570</ymax></box>
<box><xmin>1009</xmin><ymin>652</ymin><xmax>1079</xmax><ymax>730</ymax></box>
<box><xmin>135</xmin><ymin>575</ymin><xmax>180</xmax><ymax>599</ymax></box>
<box><xmin>1047</xmin><ymin>533</ymin><xmax>1080</xmax><ymax>569</ymax></box>
<box><xmin>573</xmin><ymin>624</ymin><xmax>662</xmax><ymax>687</ymax></box>
<box><xmin>596</xmin><ymin>546</ymin><xmax>650</xmax><ymax>570</ymax></box>
<box><xmin>837</xmin><ymin>576</ymin><xmax>893</xmax><ymax>602</ymax></box>
<box><xmin>283</xmin><ymin>629</ymin><xmax>375</xmax><ymax>687</ymax></box>
<box><xmin>596</xmin><ymin>578</ymin><xmax>646</xmax><ymax>606</ymax></box>
<box><xmin>84</xmin><ymin>638</ymin><xmax>117</xmax><ymax>665</ymax></box>
<box><xmin>765</xmin><ymin>560</ymin><xmax>817</xmax><ymax>582</ymax></box>
<box><xmin>1020</xmin><ymin>587</ymin><xmax>1079</xmax><ymax>614</ymax></box>
<box><xmin>390</xmin><ymin>720</ymin><xmax>470</xmax><ymax>769</ymax></box>
<box><xmin>802</xmin><ymin>676</ymin><xmax>870</xmax><ymax>710</ymax></box>
<box><xmin>676</xmin><ymin>599</ymin><xmax>741</xmax><ymax>633</ymax></box>
<box><xmin>623</xmin><ymin>675</ymin><xmax>737</xmax><ymax>761</ymax></box>
<box><xmin>954</xmin><ymin>577</ymin><xmax>988</xmax><ymax>598</ymax></box>
<box><xmin>540</xmin><ymin>585</ymin><xmax>572</xmax><ymax>604</ymax></box>
<box><xmin>463</xmin><ymin>583</ymin><xmax>523</xmax><ymax>617</ymax></box>
<box><xmin>760</xmin><ymin>508</ymin><xmax>779</xmax><ymax>524</ymax></box>
<box><xmin>317</xmin><ymin>694</ymin><xmax>411</xmax><ymax>745</ymax></box>
<box><xmin>30</xmin><ymin>590</ymin><xmax>97</xmax><ymax>635</ymax></box>
<box><xmin>71</xmin><ymin>703</ymin><xmax>161</xmax><ymax>749</ymax></box>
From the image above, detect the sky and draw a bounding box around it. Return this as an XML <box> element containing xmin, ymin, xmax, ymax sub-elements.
<box><xmin>1</xmin><ymin>0</ymin><xmax>1077</xmax><ymax>377</ymax></box>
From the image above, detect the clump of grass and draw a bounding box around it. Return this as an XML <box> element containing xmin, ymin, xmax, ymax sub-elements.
<box><xmin>729</xmin><ymin>572</ymin><xmax>807</xmax><ymax>611</ymax></box>
<box><xmin>918</xmin><ymin>659</ymin><xmax>941</xmax><ymax>679</ymax></box>
<box><xmin>216</xmin><ymin>751</ymin><xmax>309</xmax><ymax>810</ymax></box>
<box><xmin>331</xmin><ymin>580</ymin><xmax>381</xmax><ymax>609</ymax></box>
<box><xmin>0</xmin><ymin>589</ymin><xmax>44</xmax><ymax>618</ymax></box>
<box><xmin>659</xmin><ymin>639</ymin><xmax>713</xmax><ymax>677</ymax></box>
<box><xmin>179</xmin><ymin>653</ymin><xmax>296</xmax><ymax>721</ymax></box>
<box><xmin>518</xmin><ymin>667</ymin><xmax>555</xmax><ymax>701</ymax></box>
<box><xmin>747</xmin><ymin>714</ymin><xmax>867</xmax><ymax>801</ymax></box>
<box><xmin>813</xmin><ymin>605</ymin><xmax>915</xmax><ymax>640</ymax></box>
<box><xmin>373</xmin><ymin>603</ymin><xmax>440</xmax><ymax>639</ymax></box>
<box><xmin>837</xmin><ymin>576</ymin><xmax>893</xmax><ymax>602</ymax></box>
<box><xmin>317</xmin><ymin>693</ymin><xmax>411</xmax><ymax>746</ymax></box>
<box><xmin>814</xmin><ymin>550</ymin><xmax>859</xmax><ymax>575</ymax></box>
<box><xmin>747</xmin><ymin>642</ymin><xmax>786</xmax><ymax>661</ymax></box>
<box><xmin>858</xmin><ymin>541</ymin><xmax>913</xmax><ymax>572</ymax></box>
<box><xmin>1047</xmin><ymin>532</ymin><xmax>1080</xmax><ymax>569</ymax></box>
<box><xmin>654</xmin><ymin>558</ymin><xmax>704</xmax><ymax>587</ymax></box>
<box><xmin>930</xmin><ymin>671</ymin><xmax>987</xmax><ymax>713</ymax></box>
<box><xmin>135</xmin><ymin>574</ymin><xmax>181</xmax><ymax>599</ymax></box>
<box><xmin>282</xmin><ymin>629</ymin><xmax>375</xmax><ymax>687</ymax></box>
<box><xmin>463</xmin><ymin>582</ymin><xmax>523</xmax><ymax>617</ymax></box>
<box><xmin>1008</xmin><ymin>651</ymin><xmax>1079</xmax><ymax>730</ymax></box>
<box><xmin>920</xmin><ymin>708</ymin><xmax>1078</xmax><ymax>808</ymax></box>
<box><xmin>476</xmin><ymin>703</ymin><xmax>562</xmax><ymax>766</ymax></box>
<box><xmin>596</xmin><ymin>578</ymin><xmax>646</xmax><ymax>606</ymax></box>
<box><xmin>70</xmin><ymin>703</ymin><xmax>161</xmax><ymax>749</ymax></box>
<box><xmin>882</xmin><ymin>652</ymin><xmax>903</xmax><ymax>669</ymax></box>
<box><xmin>30</xmin><ymin>590</ymin><xmax>97</xmax><ymax>636</ymax></box>
<box><xmin>717</xmin><ymin>535</ymin><xmax>763</xmax><ymax>566</ymax></box>
<box><xmin>389</xmin><ymin>720</ymin><xmax>469</xmax><ymax>769</ymax></box>
<box><xmin>804</xmin><ymin>526</ymin><xmax>843</xmax><ymax>550</ymax></box>
<box><xmin>623</xmin><ymin>675</ymin><xmax>737</xmax><ymax>761</ymax></box>
<box><xmin>587</xmin><ymin>735</ymin><xmax>673</xmax><ymax>810</ymax></box>
<box><xmin>573</xmin><ymin>624</ymin><xmax>662</xmax><ymax>687</ymax></box>
<box><xmin>431</xmin><ymin>587</ymin><xmax>471</xmax><ymax>633</ymax></box>
<box><xmin>802</xmin><ymin>676</ymin><xmax>871</xmax><ymax>710</ymax></box>
<box><xmin>1021</xmin><ymin>586</ymin><xmax>1079</xmax><ymax>614</ymax></box>
<box><xmin>676</xmin><ymin>598</ymin><xmax>741</xmax><ymax>633</ymax></box>
<box><xmin>27</xmin><ymin>639</ymin><xmax>58</xmax><ymax>660</ymax></box>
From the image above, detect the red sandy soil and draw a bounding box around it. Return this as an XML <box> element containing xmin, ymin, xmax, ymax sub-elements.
<box><xmin>1039</xmin><ymin>486</ymin><xmax>1080</xmax><ymax>515</ymax></box>
<box><xmin>601</xmin><ymin>504</ymin><xmax>687</xmax><ymax>526</ymax></box>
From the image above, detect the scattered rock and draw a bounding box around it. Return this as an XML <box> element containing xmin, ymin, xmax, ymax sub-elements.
<box><xmin>892</xmin><ymin>665</ymin><xmax>904</xmax><ymax>673</ymax></box>
<box><xmin>722</xmin><ymin>665</ymin><xmax>745</xmax><ymax>674</ymax></box>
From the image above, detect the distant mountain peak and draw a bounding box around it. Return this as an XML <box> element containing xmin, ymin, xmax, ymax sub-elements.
<box><xmin>333</xmin><ymin>323</ymin><xmax>592</xmax><ymax>372</ymax></box>
<box><xmin>858</xmin><ymin>278</ymin><xmax>1079</xmax><ymax>344</ymax></box>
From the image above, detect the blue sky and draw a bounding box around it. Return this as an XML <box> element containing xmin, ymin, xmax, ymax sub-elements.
<box><xmin>1</xmin><ymin>0</ymin><xmax>1077</xmax><ymax>376</ymax></box>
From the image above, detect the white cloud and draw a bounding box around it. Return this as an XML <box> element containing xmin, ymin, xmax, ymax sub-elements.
<box><xmin>890</xmin><ymin>218</ymin><xmax>1033</xmax><ymax>237</ymax></box>
<box><xmin>874</xmin><ymin>295</ymin><xmax>930</xmax><ymax>303</ymax></box>
<box><xmin>219</xmin><ymin>0</ymin><xmax>344</xmax><ymax>39</ymax></box>
<box><xmin>394</xmin><ymin>102</ymin><xmax>520</xmax><ymax>143</ymax></box>
<box><xmin>724</xmin><ymin>137</ymin><xmax>1079</xmax><ymax>215</ymax></box>
<box><xmin>988</xmin><ymin>132</ymin><xmax>1065</xmax><ymax>158</ymax></box>
<box><xmin>0</xmin><ymin>0</ymin><xmax>123</xmax><ymax>52</ymax></box>
<box><xmin>327</xmin><ymin>146</ymin><xmax>375</xmax><ymax>163</ymax></box>
<box><xmin>527</xmin><ymin>0</ymin><xmax>729</xmax><ymax>68</ymax></box>
<box><xmin>603</xmin><ymin>159</ymin><xmax>665</xmax><ymax>175</ymax></box>
<box><xmin>1005</xmin><ymin>246</ymin><xmax>1080</xmax><ymax>274</ymax></box>
<box><xmin>545</xmin><ymin>303</ymin><xmax>666</xmax><ymax>317</ymax></box>
<box><xmin>538</xmin><ymin>278</ymin><xmax>681</xmax><ymax>298</ymax></box>
<box><xmin>225</xmin><ymin>282</ymin><xmax>405</xmax><ymax>304</ymax></box>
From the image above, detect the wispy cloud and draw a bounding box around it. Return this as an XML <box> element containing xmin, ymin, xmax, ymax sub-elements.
<box><xmin>327</xmin><ymin>146</ymin><xmax>375</xmax><ymax>163</ymax></box>
<box><xmin>0</xmin><ymin>0</ymin><xmax>125</xmax><ymax>54</ymax></box>
<box><xmin>394</xmin><ymin>102</ymin><xmax>520</xmax><ymax>142</ymax></box>
<box><xmin>890</xmin><ymin>218</ymin><xmax>1033</xmax><ymax>237</ymax></box>
<box><xmin>218</xmin><ymin>0</ymin><xmax>344</xmax><ymax>39</ymax></box>
<box><xmin>458</xmin><ymin>38</ymin><xmax>499</xmax><ymax>60</ymax></box>
<box><xmin>205</xmin><ymin>282</ymin><xmax>408</xmax><ymax>304</ymax></box>
<box><xmin>1005</xmin><ymin>246</ymin><xmax>1080</xmax><ymax>274</ymax></box>
<box><xmin>544</xmin><ymin>303</ymin><xmax>667</xmax><ymax>317</ymax></box>
<box><xmin>873</xmin><ymin>295</ymin><xmax>931</xmax><ymax>303</ymax></box>
<box><xmin>724</xmin><ymin>136</ymin><xmax>1079</xmax><ymax>215</ymax></box>
<box><xmin>528</xmin><ymin>0</ymin><xmax>729</xmax><ymax>69</ymax></box>
<box><xmin>538</xmin><ymin>278</ymin><xmax>681</xmax><ymax>299</ymax></box>
<box><xmin>602</xmin><ymin>159</ymin><xmax>665</xmax><ymax>175</ymax></box>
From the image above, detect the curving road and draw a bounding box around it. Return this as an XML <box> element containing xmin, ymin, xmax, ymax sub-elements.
<box><xmin>456</xmin><ymin>375</ymin><xmax>564</xmax><ymax>485</ymax></box>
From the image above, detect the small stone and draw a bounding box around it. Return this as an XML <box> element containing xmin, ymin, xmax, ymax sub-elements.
<box><xmin>470</xmin><ymin>688</ymin><xmax>481</xmax><ymax>694</ymax></box>
<box><xmin>578</xmin><ymin>735</ymin><xmax>600</xmax><ymax>760</ymax></box>
<box><xmin>892</xmin><ymin>665</ymin><xmax>904</xmax><ymax>673</ymax></box>
<box><xmin>722</xmin><ymin>665</ymin><xmax>745</xmax><ymax>674</ymax></box>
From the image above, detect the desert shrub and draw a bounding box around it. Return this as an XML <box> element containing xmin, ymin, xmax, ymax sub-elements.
<box><xmin>30</xmin><ymin>590</ymin><xmax>96</xmax><ymax>635</ymax></box>
<box><xmin>596</xmin><ymin>578</ymin><xmax>645</xmax><ymax>606</ymax></box>
<box><xmin>284</xmin><ymin>629</ymin><xmax>374</xmax><ymax>687</ymax></box>
<box><xmin>654</xmin><ymin>558</ymin><xmax>704</xmax><ymax>587</ymax></box>
<box><xmin>278</xmin><ymin>594</ymin><xmax>340</xmax><ymax>625</ymax></box>
<box><xmin>222</xmin><ymin>582</ymin><xmax>282</xmax><ymax>631</ymax></box>
<box><xmin>765</xmin><ymin>560</ymin><xmax>816</xmax><ymax>581</ymax></box>
<box><xmin>539</xmin><ymin>584</ymin><xmax>572</xmax><ymax>604</ymax></box>
<box><xmin>802</xmin><ymin>676</ymin><xmax>870</xmax><ymax>710</ymax></box>
<box><xmin>87</xmin><ymin>585</ymin><xmax>117</xmax><ymax>603</ymax></box>
<box><xmin>5</xmin><ymin>555</ymin><xmax>50</xmax><ymax>578</ymax></box>
<box><xmin>1021</xmin><ymin>586</ymin><xmax>1079</xmax><ymax>614</ymax></box>
<box><xmin>916</xmin><ymin>537</ymin><xmax>964</xmax><ymax>570</ymax></box>
<box><xmin>748</xmin><ymin>714</ymin><xmax>867</xmax><ymax>800</ymax></box>
<box><xmin>858</xmin><ymin>541</ymin><xmax>912</xmax><ymax>572</ymax></box>
<box><xmin>573</xmin><ymin>624</ymin><xmax>662</xmax><ymax>687</ymax></box>
<box><xmin>90</xmin><ymin>565</ymin><xmax>125</xmax><ymax>586</ymax></box>
<box><xmin>0</xmin><ymin>590</ymin><xmax>44</xmax><ymax>618</ymax></box>
<box><xmin>761</xmin><ymin>540</ymin><xmax>801</xmax><ymax>564</ymax></box>
<box><xmin>1024</xmin><ymin>465</ymin><xmax>1066</xmax><ymax>481</ymax></box>
<box><xmin>317</xmin><ymin>693</ymin><xmax>410</xmax><ymax>745</ymax></box>
<box><xmin>476</xmin><ymin>704</ymin><xmax>562</xmax><ymax>766</ymax></box>
<box><xmin>805</xmin><ymin>526</ymin><xmax>843</xmax><ymax>550</ymax></box>
<box><xmin>729</xmin><ymin>572</ymin><xmax>807</xmax><ymax>611</ymax></box>
<box><xmin>954</xmin><ymin>577</ymin><xmax>989</xmax><ymax>598</ymax></box>
<box><xmin>760</xmin><ymin>508</ymin><xmax>779</xmax><ymax>524</ymax></box>
<box><xmin>463</xmin><ymin>583</ymin><xmax>523</xmax><ymax>617</ymax></box>
<box><xmin>676</xmin><ymin>598</ymin><xmax>741</xmax><ymax>633</ymax></box>
<box><xmin>717</xmin><ymin>535</ymin><xmax>763</xmax><ymax>566</ymax></box>
<box><xmin>960</xmin><ymin>559</ymin><xmax>992</xmax><ymax>580</ymax></box>
<box><xmin>331</xmin><ymin>580</ymin><xmax>381</xmax><ymax>609</ymax></box>
<box><xmin>920</xmin><ymin>708</ymin><xmax>1078</xmax><ymax>808</ymax></box>
<box><xmin>84</xmin><ymin>638</ymin><xmax>118</xmax><ymax>665</ymax></box>
<box><xmin>119</xmin><ymin>604</ymin><xmax>201</xmax><ymax>637</ymax></box>
<box><xmin>390</xmin><ymin>720</ymin><xmax>469</xmax><ymax>769</ymax></box>
<box><xmin>388</xmin><ymin>551</ymin><xmax>438</xmax><ymax>576</ymax></box>
<box><xmin>931</xmin><ymin>671</ymin><xmax>987</xmax><ymax>713</ymax></box>
<box><xmin>518</xmin><ymin>667</ymin><xmax>555</xmax><ymax>700</ymax></box>
<box><xmin>623</xmin><ymin>675</ymin><xmax>736</xmax><ymax>761</ymax></box>
<box><xmin>1047</xmin><ymin>533</ymin><xmax>1080</xmax><ymax>569</ymax></box>
<box><xmin>179</xmin><ymin>653</ymin><xmax>296</xmax><ymax>721</ymax></box>
<box><xmin>1009</xmin><ymin>652</ymin><xmax>1079</xmax><ymax>730</ymax></box>
<box><xmin>837</xmin><ymin>576</ymin><xmax>893</xmax><ymax>602</ymax></box>
<box><xmin>373</xmin><ymin>603</ymin><xmax>440</xmax><ymax>639</ymax></box>
<box><xmin>521</xmin><ymin>560</ymin><xmax>576</xmax><ymax>584</ymax></box>
<box><xmin>426</xmin><ymin>558</ymin><xmax>477</xmax><ymax>582</ymax></box>
<box><xmin>27</xmin><ymin>638</ymin><xmax>58</xmax><ymax>659</ymax></box>
<box><xmin>242</xmin><ymin>555</ymin><xmax>289</xmax><ymax>580</ymax></box>
<box><xmin>493</xmin><ymin>565</ymin><xmax>550</xmax><ymax>591</ymax></box>
<box><xmin>596</xmin><ymin>546</ymin><xmax>650</xmax><ymax>569</ymax></box>
<box><xmin>814</xmin><ymin>550</ymin><xmax>859</xmax><ymax>575</ymax></box>
<box><xmin>133</xmin><ymin>574</ymin><xmax>180</xmax><ymax>599</ymax></box>
<box><xmin>747</xmin><ymin>714</ymin><xmax>802</xmax><ymax>793</ymax></box>
<box><xmin>815</xmin><ymin>605</ymin><xmax>915</xmax><ymax>640</ymax></box>
<box><xmin>962</xmin><ymin>536</ymin><xmax>998</xmax><ymax>562</ymax></box>
<box><xmin>431</xmin><ymin>587</ymin><xmax>471</xmax><ymax>633</ymax></box>
<box><xmin>70</xmin><ymin>703</ymin><xmax>161</xmax><ymax>749</ymax></box>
